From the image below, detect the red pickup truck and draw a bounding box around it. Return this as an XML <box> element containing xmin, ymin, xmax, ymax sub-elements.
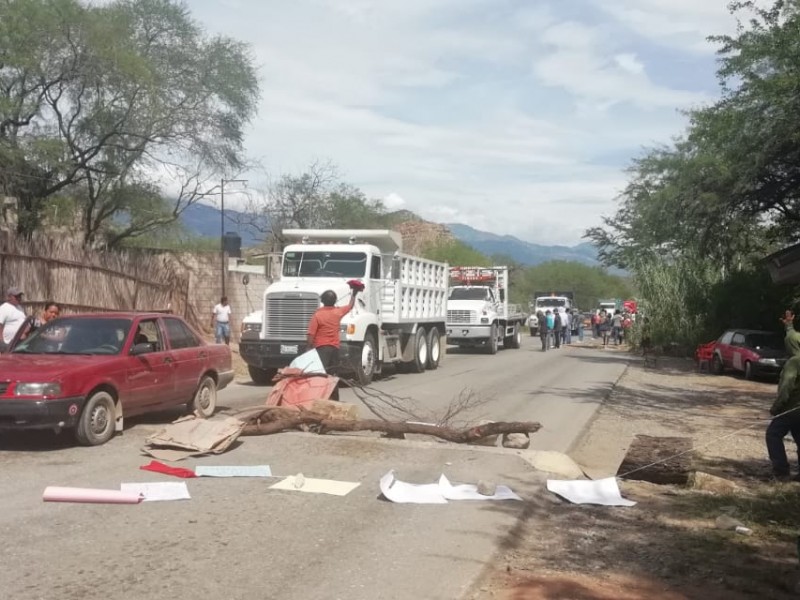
<box><xmin>0</xmin><ymin>312</ymin><xmax>233</xmax><ymax>445</ymax></box>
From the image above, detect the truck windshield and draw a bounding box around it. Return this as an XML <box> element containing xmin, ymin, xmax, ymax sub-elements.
<box><xmin>536</xmin><ymin>298</ymin><xmax>566</xmax><ymax>308</ymax></box>
<box><xmin>450</xmin><ymin>288</ymin><xmax>490</xmax><ymax>300</ymax></box>
<box><xmin>283</xmin><ymin>251</ymin><xmax>367</xmax><ymax>278</ymax></box>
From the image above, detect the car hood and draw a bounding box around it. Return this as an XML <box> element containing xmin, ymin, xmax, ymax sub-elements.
<box><xmin>0</xmin><ymin>354</ymin><xmax>119</xmax><ymax>382</ymax></box>
<box><xmin>752</xmin><ymin>347</ymin><xmax>789</xmax><ymax>360</ymax></box>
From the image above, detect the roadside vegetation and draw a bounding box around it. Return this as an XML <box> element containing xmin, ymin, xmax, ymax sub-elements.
<box><xmin>586</xmin><ymin>0</ymin><xmax>800</xmax><ymax>350</ymax></box>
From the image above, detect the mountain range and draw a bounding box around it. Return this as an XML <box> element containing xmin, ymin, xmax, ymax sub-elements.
<box><xmin>179</xmin><ymin>202</ymin><xmax>600</xmax><ymax>267</ymax></box>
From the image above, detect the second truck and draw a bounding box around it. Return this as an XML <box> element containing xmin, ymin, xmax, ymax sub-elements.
<box><xmin>445</xmin><ymin>266</ymin><xmax>527</xmax><ymax>353</ymax></box>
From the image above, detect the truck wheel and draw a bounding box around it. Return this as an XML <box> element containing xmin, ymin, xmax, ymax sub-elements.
<box><xmin>529</xmin><ymin>326</ymin><xmax>537</xmax><ymax>337</ymax></box>
<box><xmin>507</xmin><ymin>324</ymin><xmax>521</xmax><ymax>349</ymax></box>
<box><xmin>75</xmin><ymin>391</ymin><xmax>116</xmax><ymax>446</ymax></box>
<box><xmin>426</xmin><ymin>327</ymin><xmax>441</xmax><ymax>370</ymax></box>
<box><xmin>355</xmin><ymin>332</ymin><xmax>378</xmax><ymax>385</ymax></box>
<box><xmin>249</xmin><ymin>365</ymin><xmax>277</xmax><ymax>385</ymax></box>
<box><xmin>411</xmin><ymin>327</ymin><xmax>428</xmax><ymax>373</ymax></box>
<box><xmin>486</xmin><ymin>323</ymin><xmax>498</xmax><ymax>355</ymax></box>
<box><xmin>191</xmin><ymin>376</ymin><xmax>217</xmax><ymax>418</ymax></box>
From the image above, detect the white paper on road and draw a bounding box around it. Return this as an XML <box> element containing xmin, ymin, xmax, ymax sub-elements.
<box><xmin>438</xmin><ymin>475</ymin><xmax>522</xmax><ymax>501</ymax></box>
<box><xmin>195</xmin><ymin>465</ymin><xmax>272</xmax><ymax>478</ymax></box>
<box><xmin>380</xmin><ymin>470</ymin><xmax>448</xmax><ymax>504</ymax></box>
<box><xmin>546</xmin><ymin>477</ymin><xmax>636</xmax><ymax>507</ymax></box>
<box><xmin>120</xmin><ymin>482</ymin><xmax>191</xmax><ymax>502</ymax></box>
<box><xmin>289</xmin><ymin>349</ymin><xmax>326</xmax><ymax>374</ymax></box>
<box><xmin>270</xmin><ymin>476</ymin><xmax>360</xmax><ymax>496</ymax></box>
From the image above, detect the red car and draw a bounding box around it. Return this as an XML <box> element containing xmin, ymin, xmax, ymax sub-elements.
<box><xmin>711</xmin><ymin>328</ymin><xmax>789</xmax><ymax>380</ymax></box>
<box><xmin>0</xmin><ymin>313</ymin><xmax>234</xmax><ymax>445</ymax></box>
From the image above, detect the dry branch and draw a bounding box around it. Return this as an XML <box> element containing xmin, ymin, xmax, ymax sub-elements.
<box><xmin>238</xmin><ymin>407</ymin><xmax>541</xmax><ymax>443</ymax></box>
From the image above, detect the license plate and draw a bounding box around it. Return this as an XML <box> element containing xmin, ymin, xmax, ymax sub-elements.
<box><xmin>280</xmin><ymin>344</ymin><xmax>299</xmax><ymax>355</ymax></box>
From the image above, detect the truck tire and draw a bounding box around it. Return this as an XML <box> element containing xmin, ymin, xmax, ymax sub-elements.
<box><xmin>426</xmin><ymin>327</ymin><xmax>441</xmax><ymax>370</ymax></box>
<box><xmin>249</xmin><ymin>365</ymin><xmax>277</xmax><ymax>385</ymax></box>
<box><xmin>355</xmin><ymin>332</ymin><xmax>378</xmax><ymax>385</ymax></box>
<box><xmin>529</xmin><ymin>326</ymin><xmax>537</xmax><ymax>337</ymax></box>
<box><xmin>410</xmin><ymin>327</ymin><xmax>428</xmax><ymax>373</ymax></box>
<box><xmin>486</xmin><ymin>323</ymin><xmax>498</xmax><ymax>355</ymax></box>
<box><xmin>506</xmin><ymin>324</ymin><xmax>521</xmax><ymax>349</ymax></box>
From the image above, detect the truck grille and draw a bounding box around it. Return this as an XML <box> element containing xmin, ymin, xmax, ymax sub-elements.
<box><xmin>265</xmin><ymin>292</ymin><xmax>320</xmax><ymax>340</ymax></box>
<box><xmin>447</xmin><ymin>310</ymin><xmax>476</xmax><ymax>324</ymax></box>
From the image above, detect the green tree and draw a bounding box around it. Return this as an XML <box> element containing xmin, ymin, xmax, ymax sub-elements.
<box><xmin>420</xmin><ymin>239</ymin><xmax>492</xmax><ymax>267</ymax></box>
<box><xmin>0</xmin><ymin>0</ymin><xmax>259</xmax><ymax>244</ymax></box>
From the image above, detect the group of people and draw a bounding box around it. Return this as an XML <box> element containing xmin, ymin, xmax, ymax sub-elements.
<box><xmin>0</xmin><ymin>286</ymin><xmax>60</xmax><ymax>352</ymax></box>
<box><xmin>591</xmin><ymin>309</ymin><xmax>634</xmax><ymax>347</ymax></box>
<box><xmin>533</xmin><ymin>308</ymin><xmax>585</xmax><ymax>352</ymax></box>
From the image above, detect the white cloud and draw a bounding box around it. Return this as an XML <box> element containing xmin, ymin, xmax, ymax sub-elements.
<box><xmin>181</xmin><ymin>0</ymin><xmax>720</xmax><ymax>245</ymax></box>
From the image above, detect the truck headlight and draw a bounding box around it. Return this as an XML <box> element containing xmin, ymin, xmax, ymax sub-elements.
<box><xmin>15</xmin><ymin>382</ymin><xmax>62</xmax><ymax>397</ymax></box>
<box><xmin>242</xmin><ymin>323</ymin><xmax>261</xmax><ymax>333</ymax></box>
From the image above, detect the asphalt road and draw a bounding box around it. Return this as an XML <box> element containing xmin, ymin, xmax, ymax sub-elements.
<box><xmin>0</xmin><ymin>336</ymin><xmax>629</xmax><ymax>600</ymax></box>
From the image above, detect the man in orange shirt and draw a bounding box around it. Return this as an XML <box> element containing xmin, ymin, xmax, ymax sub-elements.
<box><xmin>306</xmin><ymin>286</ymin><xmax>361</xmax><ymax>380</ymax></box>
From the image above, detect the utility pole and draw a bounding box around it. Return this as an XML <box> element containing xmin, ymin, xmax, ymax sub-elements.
<box><xmin>220</xmin><ymin>178</ymin><xmax>247</xmax><ymax>298</ymax></box>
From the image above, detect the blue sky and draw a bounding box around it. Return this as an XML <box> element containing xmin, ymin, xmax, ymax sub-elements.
<box><xmin>189</xmin><ymin>0</ymin><xmax>748</xmax><ymax>245</ymax></box>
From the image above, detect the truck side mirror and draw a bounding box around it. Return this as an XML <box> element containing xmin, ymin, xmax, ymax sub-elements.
<box><xmin>391</xmin><ymin>256</ymin><xmax>401</xmax><ymax>280</ymax></box>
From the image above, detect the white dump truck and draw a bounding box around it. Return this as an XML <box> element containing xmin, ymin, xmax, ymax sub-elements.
<box><xmin>239</xmin><ymin>229</ymin><xmax>448</xmax><ymax>385</ymax></box>
<box><xmin>527</xmin><ymin>291</ymin><xmax>574</xmax><ymax>336</ymax></box>
<box><xmin>445</xmin><ymin>266</ymin><xmax>526</xmax><ymax>353</ymax></box>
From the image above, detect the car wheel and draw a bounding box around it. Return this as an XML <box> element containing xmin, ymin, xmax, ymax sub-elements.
<box><xmin>426</xmin><ymin>327</ymin><xmax>441</xmax><ymax>370</ymax></box>
<box><xmin>711</xmin><ymin>354</ymin><xmax>723</xmax><ymax>375</ymax></box>
<box><xmin>744</xmin><ymin>361</ymin><xmax>754</xmax><ymax>381</ymax></box>
<box><xmin>248</xmin><ymin>365</ymin><xmax>277</xmax><ymax>385</ymax></box>
<box><xmin>75</xmin><ymin>391</ymin><xmax>117</xmax><ymax>446</ymax></box>
<box><xmin>191</xmin><ymin>376</ymin><xmax>217</xmax><ymax>418</ymax></box>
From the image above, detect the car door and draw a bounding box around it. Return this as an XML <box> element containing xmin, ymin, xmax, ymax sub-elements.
<box><xmin>717</xmin><ymin>331</ymin><xmax>734</xmax><ymax>367</ymax></box>
<box><xmin>730</xmin><ymin>332</ymin><xmax>746</xmax><ymax>371</ymax></box>
<box><xmin>123</xmin><ymin>317</ymin><xmax>178</xmax><ymax>413</ymax></box>
<box><xmin>163</xmin><ymin>317</ymin><xmax>207</xmax><ymax>403</ymax></box>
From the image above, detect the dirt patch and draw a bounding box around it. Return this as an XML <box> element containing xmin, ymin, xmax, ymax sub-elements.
<box><xmin>470</xmin><ymin>353</ymin><xmax>800</xmax><ymax>600</ymax></box>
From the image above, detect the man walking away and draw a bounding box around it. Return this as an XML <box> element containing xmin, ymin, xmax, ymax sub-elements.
<box><xmin>536</xmin><ymin>311</ymin><xmax>548</xmax><ymax>352</ymax></box>
<box><xmin>212</xmin><ymin>296</ymin><xmax>232</xmax><ymax>345</ymax></box>
<box><xmin>307</xmin><ymin>282</ymin><xmax>362</xmax><ymax>399</ymax></box>
<box><xmin>0</xmin><ymin>287</ymin><xmax>26</xmax><ymax>353</ymax></box>
<box><xmin>552</xmin><ymin>308</ymin><xmax>562</xmax><ymax>349</ymax></box>
<box><xmin>611</xmin><ymin>310</ymin><xmax>623</xmax><ymax>345</ymax></box>
<box><xmin>766</xmin><ymin>310</ymin><xmax>800</xmax><ymax>481</ymax></box>
<box><xmin>545</xmin><ymin>310</ymin><xmax>555</xmax><ymax>350</ymax></box>
<box><xmin>561</xmin><ymin>309</ymin><xmax>571</xmax><ymax>345</ymax></box>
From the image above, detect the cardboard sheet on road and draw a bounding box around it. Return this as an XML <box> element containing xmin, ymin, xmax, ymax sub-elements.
<box><xmin>142</xmin><ymin>416</ymin><xmax>244</xmax><ymax>462</ymax></box>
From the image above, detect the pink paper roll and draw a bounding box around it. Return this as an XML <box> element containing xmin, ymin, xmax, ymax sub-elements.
<box><xmin>42</xmin><ymin>486</ymin><xmax>144</xmax><ymax>504</ymax></box>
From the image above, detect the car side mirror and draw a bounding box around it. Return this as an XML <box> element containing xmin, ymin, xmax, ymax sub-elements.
<box><xmin>131</xmin><ymin>342</ymin><xmax>154</xmax><ymax>355</ymax></box>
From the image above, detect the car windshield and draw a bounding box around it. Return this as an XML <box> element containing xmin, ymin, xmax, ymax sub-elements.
<box><xmin>450</xmin><ymin>287</ymin><xmax>490</xmax><ymax>300</ymax></box>
<box><xmin>13</xmin><ymin>317</ymin><xmax>131</xmax><ymax>355</ymax></box>
<box><xmin>282</xmin><ymin>251</ymin><xmax>367</xmax><ymax>278</ymax></box>
<box><xmin>536</xmin><ymin>298</ymin><xmax>566</xmax><ymax>308</ymax></box>
<box><xmin>745</xmin><ymin>333</ymin><xmax>784</xmax><ymax>351</ymax></box>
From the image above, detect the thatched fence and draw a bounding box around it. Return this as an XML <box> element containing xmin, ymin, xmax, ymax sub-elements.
<box><xmin>0</xmin><ymin>232</ymin><xmax>220</xmax><ymax>332</ymax></box>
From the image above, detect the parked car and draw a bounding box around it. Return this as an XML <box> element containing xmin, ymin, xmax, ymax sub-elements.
<box><xmin>711</xmin><ymin>328</ymin><xmax>788</xmax><ymax>380</ymax></box>
<box><xmin>0</xmin><ymin>312</ymin><xmax>234</xmax><ymax>445</ymax></box>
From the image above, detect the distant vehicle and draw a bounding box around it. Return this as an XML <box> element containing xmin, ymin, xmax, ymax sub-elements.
<box><xmin>0</xmin><ymin>313</ymin><xmax>233</xmax><ymax>445</ymax></box>
<box><xmin>597</xmin><ymin>298</ymin><xmax>618</xmax><ymax>317</ymax></box>
<box><xmin>712</xmin><ymin>328</ymin><xmax>789</xmax><ymax>380</ymax></box>
<box><xmin>528</xmin><ymin>291</ymin><xmax>574</xmax><ymax>336</ymax></box>
<box><xmin>446</xmin><ymin>266</ymin><xmax>526</xmax><ymax>353</ymax></box>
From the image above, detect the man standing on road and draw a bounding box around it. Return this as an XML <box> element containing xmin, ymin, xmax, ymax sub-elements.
<box><xmin>552</xmin><ymin>307</ymin><xmax>562</xmax><ymax>349</ymax></box>
<box><xmin>536</xmin><ymin>311</ymin><xmax>548</xmax><ymax>352</ymax></box>
<box><xmin>212</xmin><ymin>296</ymin><xmax>232</xmax><ymax>345</ymax></box>
<box><xmin>561</xmin><ymin>309</ymin><xmax>571</xmax><ymax>345</ymax></box>
<box><xmin>0</xmin><ymin>287</ymin><xmax>26</xmax><ymax>353</ymax></box>
<box><xmin>307</xmin><ymin>282</ymin><xmax>362</xmax><ymax>377</ymax></box>
<box><xmin>766</xmin><ymin>309</ymin><xmax>800</xmax><ymax>481</ymax></box>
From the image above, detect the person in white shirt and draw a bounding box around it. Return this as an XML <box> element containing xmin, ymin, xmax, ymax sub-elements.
<box><xmin>0</xmin><ymin>286</ymin><xmax>26</xmax><ymax>352</ymax></box>
<box><xmin>211</xmin><ymin>296</ymin><xmax>232</xmax><ymax>345</ymax></box>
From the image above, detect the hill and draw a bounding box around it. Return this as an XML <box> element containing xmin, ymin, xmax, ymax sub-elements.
<box><xmin>177</xmin><ymin>202</ymin><xmax>600</xmax><ymax>266</ymax></box>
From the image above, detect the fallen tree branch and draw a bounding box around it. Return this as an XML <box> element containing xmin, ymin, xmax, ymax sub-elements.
<box><xmin>239</xmin><ymin>408</ymin><xmax>541</xmax><ymax>443</ymax></box>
